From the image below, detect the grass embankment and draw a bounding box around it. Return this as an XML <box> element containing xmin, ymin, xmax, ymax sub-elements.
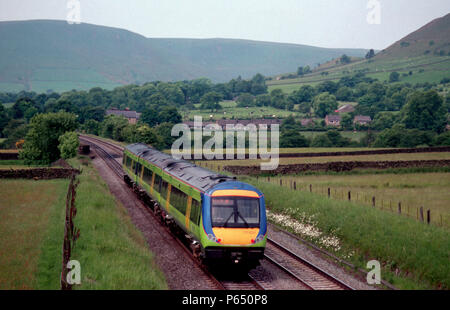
<box><xmin>0</xmin><ymin>157</ymin><xmax>167</xmax><ymax>289</ymax></box>
<box><xmin>244</xmin><ymin>178</ymin><xmax>450</xmax><ymax>289</ymax></box>
<box><xmin>66</xmin><ymin>156</ymin><xmax>167</xmax><ymax>289</ymax></box>
<box><xmin>0</xmin><ymin>179</ymin><xmax>69</xmax><ymax>289</ymax></box>
<box><xmin>267</xmin><ymin>172</ymin><xmax>450</xmax><ymax>228</ymax></box>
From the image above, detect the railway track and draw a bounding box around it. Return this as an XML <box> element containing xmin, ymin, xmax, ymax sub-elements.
<box><xmin>79</xmin><ymin>136</ymin><xmax>266</xmax><ymax>290</ymax></box>
<box><xmin>80</xmin><ymin>135</ymin><xmax>364</xmax><ymax>291</ymax></box>
<box><xmin>267</xmin><ymin>223</ymin><xmax>397</xmax><ymax>290</ymax></box>
<box><xmin>264</xmin><ymin>238</ymin><xmax>354</xmax><ymax>290</ymax></box>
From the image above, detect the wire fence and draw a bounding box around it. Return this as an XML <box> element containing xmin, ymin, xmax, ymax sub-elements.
<box><xmin>256</xmin><ymin>175</ymin><xmax>449</xmax><ymax>229</ymax></box>
<box><xmin>61</xmin><ymin>173</ymin><xmax>80</xmax><ymax>290</ymax></box>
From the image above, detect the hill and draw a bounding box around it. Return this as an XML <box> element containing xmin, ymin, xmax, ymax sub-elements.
<box><xmin>266</xmin><ymin>13</ymin><xmax>450</xmax><ymax>92</ymax></box>
<box><xmin>0</xmin><ymin>20</ymin><xmax>368</xmax><ymax>93</ymax></box>
<box><xmin>376</xmin><ymin>13</ymin><xmax>450</xmax><ymax>59</ymax></box>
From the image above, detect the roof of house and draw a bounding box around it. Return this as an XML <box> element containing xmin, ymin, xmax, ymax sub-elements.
<box><xmin>106</xmin><ymin>109</ymin><xmax>140</xmax><ymax>119</ymax></box>
<box><xmin>326</xmin><ymin>115</ymin><xmax>341</xmax><ymax>121</ymax></box>
<box><xmin>183</xmin><ymin>119</ymin><xmax>281</xmax><ymax>128</ymax></box>
<box><xmin>354</xmin><ymin>115</ymin><xmax>372</xmax><ymax>122</ymax></box>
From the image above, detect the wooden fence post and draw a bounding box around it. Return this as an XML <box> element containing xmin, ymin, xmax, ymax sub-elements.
<box><xmin>427</xmin><ymin>209</ymin><xmax>431</xmax><ymax>224</ymax></box>
<box><xmin>372</xmin><ymin>196</ymin><xmax>375</xmax><ymax>207</ymax></box>
<box><xmin>294</xmin><ymin>181</ymin><xmax>297</xmax><ymax>190</ymax></box>
<box><xmin>328</xmin><ymin>188</ymin><xmax>330</xmax><ymax>198</ymax></box>
<box><xmin>309</xmin><ymin>184</ymin><xmax>312</xmax><ymax>192</ymax></box>
<box><xmin>419</xmin><ymin>207</ymin><xmax>424</xmax><ymax>222</ymax></box>
<box><xmin>280</xmin><ymin>179</ymin><xmax>282</xmax><ymax>186</ymax></box>
<box><xmin>348</xmin><ymin>191</ymin><xmax>351</xmax><ymax>201</ymax></box>
<box><xmin>398</xmin><ymin>202</ymin><xmax>402</xmax><ymax>214</ymax></box>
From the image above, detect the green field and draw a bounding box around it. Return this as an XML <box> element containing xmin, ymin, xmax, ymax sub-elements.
<box><xmin>182</xmin><ymin>100</ymin><xmax>304</xmax><ymax>120</ymax></box>
<box><xmin>244</xmin><ymin>177</ymin><xmax>450</xmax><ymax>289</ymax></box>
<box><xmin>0</xmin><ymin>157</ymin><xmax>167</xmax><ymax>290</ymax></box>
<box><xmin>266</xmin><ymin>172</ymin><xmax>450</xmax><ymax>228</ymax></box>
<box><xmin>0</xmin><ymin>178</ymin><xmax>69</xmax><ymax>289</ymax></box>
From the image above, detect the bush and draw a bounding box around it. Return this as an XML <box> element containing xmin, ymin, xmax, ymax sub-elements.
<box><xmin>58</xmin><ymin>131</ymin><xmax>79</xmax><ymax>159</ymax></box>
<box><xmin>20</xmin><ymin>112</ymin><xmax>78</xmax><ymax>164</ymax></box>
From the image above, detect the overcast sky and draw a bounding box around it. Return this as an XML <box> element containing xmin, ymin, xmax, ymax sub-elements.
<box><xmin>0</xmin><ymin>0</ymin><xmax>449</xmax><ymax>49</ymax></box>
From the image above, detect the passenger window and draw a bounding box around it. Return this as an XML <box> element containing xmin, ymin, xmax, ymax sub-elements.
<box><xmin>189</xmin><ymin>199</ymin><xmax>201</xmax><ymax>225</ymax></box>
<box><xmin>171</xmin><ymin>186</ymin><xmax>187</xmax><ymax>215</ymax></box>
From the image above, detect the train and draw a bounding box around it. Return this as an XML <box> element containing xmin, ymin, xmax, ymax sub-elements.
<box><xmin>122</xmin><ymin>143</ymin><xmax>267</xmax><ymax>268</ymax></box>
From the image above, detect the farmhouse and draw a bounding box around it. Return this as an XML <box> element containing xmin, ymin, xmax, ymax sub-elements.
<box><xmin>325</xmin><ymin>115</ymin><xmax>341</xmax><ymax>127</ymax></box>
<box><xmin>183</xmin><ymin>119</ymin><xmax>281</xmax><ymax>130</ymax></box>
<box><xmin>353</xmin><ymin>115</ymin><xmax>372</xmax><ymax>126</ymax></box>
<box><xmin>106</xmin><ymin>108</ymin><xmax>141</xmax><ymax>124</ymax></box>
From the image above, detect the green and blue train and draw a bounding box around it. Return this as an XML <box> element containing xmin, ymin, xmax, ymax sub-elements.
<box><xmin>122</xmin><ymin>143</ymin><xmax>267</xmax><ymax>266</ymax></box>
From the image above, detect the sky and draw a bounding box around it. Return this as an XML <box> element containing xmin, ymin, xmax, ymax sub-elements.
<box><xmin>0</xmin><ymin>0</ymin><xmax>449</xmax><ymax>50</ymax></box>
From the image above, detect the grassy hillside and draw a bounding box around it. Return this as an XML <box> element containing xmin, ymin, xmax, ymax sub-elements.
<box><xmin>267</xmin><ymin>13</ymin><xmax>450</xmax><ymax>93</ymax></box>
<box><xmin>376</xmin><ymin>13</ymin><xmax>450</xmax><ymax>59</ymax></box>
<box><xmin>0</xmin><ymin>20</ymin><xmax>368</xmax><ymax>93</ymax></box>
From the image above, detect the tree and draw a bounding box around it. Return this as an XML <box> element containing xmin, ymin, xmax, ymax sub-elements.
<box><xmin>335</xmin><ymin>86</ymin><xmax>353</xmax><ymax>101</ymax></box>
<box><xmin>0</xmin><ymin>104</ymin><xmax>10</xmax><ymax>137</ymax></box>
<box><xmin>58</xmin><ymin>131</ymin><xmax>79</xmax><ymax>159</ymax></box>
<box><xmin>141</xmin><ymin>105</ymin><xmax>160</xmax><ymax>127</ymax></box>
<box><xmin>340</xmin><ymin>54</ymin><xmax>351</xmax><ymax>64</ymax></box>
<box><xmin>158</xmin><ymin>106</ymin><xmax>182</xmax><ymax>124</ymax></box>
<box><xmin>433</xmin><ymin>132</ymin><xmax>450</xmax><ymax>146</ymax></box>
<box><xmin>101</xmin><ymin>115</ymin><xmax>129</xmax><ymax>140</ymax></box>
<box><xmin>236</xmin><ymin>93</ymin><xmax>255</xmax><ymax>107</ymax></box>
<box><xmin>341</xmin><ymin>114</ymin><xmax>354</xmax><ymax>130</ymax></box>
<box><xmin>20</xmin><ymin>112</ymin><xmax>78</xmax><ymax>164</ymax></box>
<box><xmin>200</xmin><ymin>92</ymin><xmax>223</xmax><ymax>111</ymax></box>
<box><xmin>373</xmin><ymin>124</ymin><xmax>435</xmax><ymax>147</ymax></box>
<box><xmin>389</xmin><ymin>72</ymin><xmax>400</xmax><ymax>83</ymax></box>
<box><xmin>289</xmin><ymin>85</ymin><xmax>315</xmax><ymax>105</ymax></box>
<box><xmin>255</xmin><ymin>94</ymin><xmax>271</xmax><ymax>107</ymax></box>
<box><xmin>310</xmin><ymin>134</ymin><xmax>333</xmax><ymax>147</ymax></box>
<box><xmin>250</xmin><ymin>73</ymin><xmax>267</xmax><ymax>95</ymax></box>
<box><xmin>312</xmin><ymin>92</ymin><xmax>338</xmax><ymax>118</ymax></box>
<box><xmin>280</xmin><ymin>130</ymin><xmax>309</xmax><ymax>147</ymax></box>
<box><xmin>365</xmin><ymin>49</ymin><xmax>375</xmax><ymax>59</ymax></box>
<box><xmin>401</xmin><ymin>90</ymin><xmax>446</xmax><ymax>133</ymax></box>
<box><xmin>325</xmin><ymin>130</ymin><xmax>351</xmax><ymax>147</ymax></box>
<box><xmin>269</xmin><ymin>89</ymin><xmax>287</xmax><ymax>109</ymax></box>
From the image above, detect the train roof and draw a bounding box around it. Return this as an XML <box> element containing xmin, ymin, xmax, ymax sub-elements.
<box><xmin>125</xmin><ymin>143</ymin><xmax>236</xmax><ymax>192</ymax></box>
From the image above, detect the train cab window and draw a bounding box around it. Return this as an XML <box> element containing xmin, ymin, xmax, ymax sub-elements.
<box><xmin>211</xmin><ymin>197</ymin><xmax>259</xmax><ymax>228</ymax></box>
<box><xmin>171</xmin><ymin>186</ymin><xmax>187</xmax><ymax>215</ymax></box>
<box><xmin>189</xmin><ymin>199</ymin><xmax>201</xmax><ymax>226</ymax></box>
<box><xmin>143</xmin><ymin>167</ymin><xmax>153</xmax><ymax>184</ymax></box>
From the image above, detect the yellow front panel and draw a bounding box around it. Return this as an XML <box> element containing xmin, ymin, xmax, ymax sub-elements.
<box><xmin>212</xmin><ymin>228</ymin><xmax>259</xmax><ymax>245</ymax></box>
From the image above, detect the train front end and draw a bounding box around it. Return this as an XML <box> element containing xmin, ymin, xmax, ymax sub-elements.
<box><xmin>201</xmin><ymin>181</ymin><xmax>267</xmax><ymax>267</ymax></box>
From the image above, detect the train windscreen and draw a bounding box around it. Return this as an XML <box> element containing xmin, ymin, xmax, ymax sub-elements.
<box><xmin>211</xmin><ymin>197</ymin><xmax>260</xmax><ymax>228</ymax></box>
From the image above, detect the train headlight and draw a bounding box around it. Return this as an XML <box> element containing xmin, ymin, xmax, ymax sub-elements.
<box><xmin>254</xmin><ymin>234</ymin><xmax>265</xmax><ymax>244</ymax></box>
<box><xmin>207</xmin><ymin>234</ymin><xmax>218</xmax><ymax>242</ymax></box>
